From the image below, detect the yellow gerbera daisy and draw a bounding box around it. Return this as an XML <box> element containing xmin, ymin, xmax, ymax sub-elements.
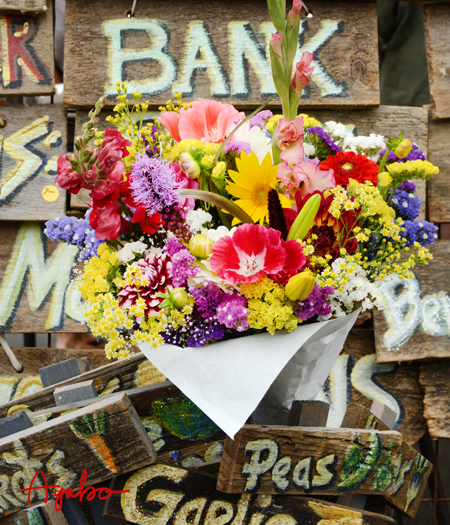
<box><xmin>226</xmin><ymin>151</ymin><xmax>292</xmax><ymax>224</ymax></box>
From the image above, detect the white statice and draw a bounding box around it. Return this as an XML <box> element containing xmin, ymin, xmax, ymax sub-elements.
<box><xmin>186</xmin><ymin>209</ymin><xmax>213</xmax><ymax>233</ymax></box>
<box><xmin>324</xmin><ymin>121</ymin><xmax>348</xmax><ymax>139</ymax></box>
<box><xmin>117</xmin><ymin>241</ymin><xmax>148</xmax><ymax>263</ymax></box>
<box><xmin>232</xmin><ymin>122</ymin><xmax>272</xmax><ymax>163</ymax></box>
<box><xmin>319</xmin><ymin>258</ymin><xmax>385</xmax><ymax>319</ymax></box>
<box><xmin>303</xmin><ymin>142</ymin><xmax>316</xmax><ymax>158</ymax></box>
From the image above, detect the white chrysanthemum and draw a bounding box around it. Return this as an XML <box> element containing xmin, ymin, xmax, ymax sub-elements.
<box><xmin>233</xmin><ymin>122</ymin><xmax>272</xmax><ymax>163</ymax></box>
<box><xmin>186</xmin><ymin>209</ymin><xmax>213</xmax><ymax>233</ymax></box>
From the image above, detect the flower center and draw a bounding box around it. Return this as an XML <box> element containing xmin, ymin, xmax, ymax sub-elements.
<box><xmin>255</xmin><ymin>188</ymin><xmax>267</xmax><ymax>202</ymax></box>
<box><xmin>341</xmin><ymin>162</ymin><xmax>355</xmax><ymax>172</ymax></box>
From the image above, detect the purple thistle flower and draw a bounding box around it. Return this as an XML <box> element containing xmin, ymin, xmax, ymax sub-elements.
<box><xmin>249</xmin><ymin>110</ymin><xmax>273</xmax><ymax>129</ymax></box>
<box><xmin>129</xmin><ymin>153</ymin><xmax>180</xmax><ymax>215</ymax></box>
<box><xmin>224</xmin><ymin>141</ymin><xmax>252</xmax><ymax>156</ymax></box>
<box><xmin>294</xmin><ymin>285</ymin><xmax>334</xmax><ymax>321</ymax></box>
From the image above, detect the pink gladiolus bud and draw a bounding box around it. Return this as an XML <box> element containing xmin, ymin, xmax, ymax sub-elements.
<box><xmin>291</xmin><ymin>51</ymin><xmax>314</xmax><ymax>95</ymax></box>
<box><xmin>289</xmin><ymin>0</ymin><xmax>303</xmax><ymax>26</ymax></box>
<box><xmin>270</xmin><ymin>33</ymin><xmax>283</xmax><ymax>61</ymax></box>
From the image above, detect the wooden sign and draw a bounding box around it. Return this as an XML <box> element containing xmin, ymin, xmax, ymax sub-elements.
<box><xmin>64</xmin><ymin>0</ymin><xmax>379</xmax><ymax>109</ymax></box>
<box><xmin>0</xmin><ymin>105</ymin><xmax>67</xmax><ymax>221</ymax></box>
<box><xmin>374</xmin><ymin>241</ymin><xmax>450</xmax><ymax>363</ymax></box>
<box><xmin>0</xmin><ymin>392</ymin><xmax>156</xmax><ymax>517</ymax></box>
<box><xmin>0</xmin><ymin>347</ymin><xmax>109</xmax><ymax>407</ymax></box>
<box><xmin>0</xmin><ymin>352</ymin><xmax>163</xmax><ymax>418</ymax></box>
<box><xmin>420</xmin><ymin>361</ymin><xmax>450</xmax><ymax>438</ymax></box>
<box><xmin>318</xmin><ymin>329</ymin><xmax>426</xmax><ymax>446</ymax></box>
<box><xmin>0</xmin><ymin>0</ymin><xmax>47</xmax><ymax>13</ymax></box>
<box><xmin>0</xmin><ymin>1</ymin><xmax>54</xmax><ymax>96</ymax></box>
<box><xmin>424</xmin><ymin>3</ymin><xmax>450</xmax><ymax>119</ymax></box>
<box><xmin>0</xmin><ymin>222</ymin><xmax>85</xmax><ymax>333</ymax></box>
<box><xmin>217</xmin><ymin>425</ymin><xmax>402</xmax><ymax>495</ymax></box>
<box><xmin>341</xmin><ymin>403</ymin><xmax>432</xmax><ymax>518</ymax></box>
<box><xmin>104</xmin><ymin>464</ymin><xmax>395</xmax><ymax>525</ymax></box>
<box><xmin>427</xmin><ymin>111</ymin><xmax>450</xmax><ymax>222</ymax></box>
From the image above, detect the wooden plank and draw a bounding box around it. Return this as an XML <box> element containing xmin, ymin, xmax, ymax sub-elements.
<box><xmin>341</xmin><ymin>403</ymin><xmax>432</xmax><ymax>518</ymax></box>
<box><xmin>374</xmin><ymin>240</ymin><xmax>450</xmax><ymax>363</ymax></box>
<box><xmin>0</xmin><ymin>1</ymin><xmax>54</xmax><ymax>96</ymax></box>
<box><xmin>0</xmin><ymin>392</ymin><xmax>156</xmax><ymax>517</ymax></box>
<box><xmin>420</xmin><ymin>361</ymin><xmax>450</xmax><ymax>438</ymax></box>
<box><xmin>318</xmin><ymin>329</ymin><xmax>426</xmax><ymax>446</ymax></box>
<box><xmin>217</xmin><ymin>425</ymin><xmax>402</xmax><ymax>495</ymax></box>
<box><xmin>0</xmin><ymin>352</ymin><xmax>162</xmax><ymax>417</ymax></box>
<box><xmin>0</xmin><ymin>222</ymin><xmax>86</xmax><ymax>333</ymax></box>
<box><xmin>424</xmin><ymin>3</ymin><xmax>450</xmax><ymax>119</ymax></box>
<box><xmin>0</xmin><ymin>105</ymin><xmax>67</xmax><ymax>221</ymax></box>
<box><xmin>104</xmin><ymin>464</ymin><xmax>395</xmax><ymax>525</ymax></box>
<box><xmin>0</xmin><ymin>0</ymin><xmax>48</xmax><ymax>13</ymax></box>
<box><xmin>64</xmin><ymin>0</ymin><xmax>379</xmax><ymax>109</ymax></box>
<box><xmin>427</xmin><ymin>112</ymin><xmax>450</xmax><ymax>222</ymax></box>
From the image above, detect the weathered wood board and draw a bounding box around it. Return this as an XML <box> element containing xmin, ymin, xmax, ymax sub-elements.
<box><xmin>104</xmin><ymin>464</ymin><xmax>395</xmax><ymax>525</ymax></box>
<box><xmin>420</xmin><ymin>361</ymin><xmax>450</xmax><ymax>438</ymax></box>
<box><xmin>424</xmin><ymin>3</ymin><xmax>450</xmax><ymax>119</ymax></box>
<box><xmin>0</xmin><ymin>347</ymin><xmax>109</xmax><ymax>407</ymax></box>
<box><xmin>374</xmin><ymin>241</ymin><xmax>450</xmax><ymax>363</ymax></box>
<box><xmin>217</xmin><ymin>425</ymin><xmax>402</xmax><ymax>495</ymax></box>
<box><xmin>0</xmin><ymin>0</ymin><xmax>47</xmax><ymax>13</ymax></box>
<box><xmin>427</xmin><ymin>112</ymin><xmax>450</xmax><ymax>222</ymax></box>
<box><xmin>0</xmin><ymin>222</ymin><xmax>85</xmax><ymax>333</ymax></box>
<box><xmin>0</xmin><ymin>105</ymin><xmax>67</xmax><ymax>221</ymax></box>
<box><xmin>64</xmin><ymin>0</ymin><xmax>379</xmax><ymax>109</ymax></box>
<box><xmin>317</xmin><ymin>329</ymin><xmax>426</xmax><ymax>446</ymax></box>
<box><xmin>0</xmin><ymin>352</ymin><xmax>162</xmax><ymax>418</ymax></box>
<box><xmin>0</xmin><ymin>1</ymin><xmax>54</xmax><ymax>96</ymax></box>
<box><xmin>0</xmin><ymin>392</ymin><xmax>156</xmax><ymax>517</ymax></box>
<box><xmin>341</xmin><ymin>403</ymin><xmax>432</xmax><ymax>518</ymax></box>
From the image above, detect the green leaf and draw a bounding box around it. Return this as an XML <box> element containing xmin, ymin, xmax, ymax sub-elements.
<box><xmin>179</xmin><ymin>189</ymin><xmax>254</xmax><ymax>224</ymax></box>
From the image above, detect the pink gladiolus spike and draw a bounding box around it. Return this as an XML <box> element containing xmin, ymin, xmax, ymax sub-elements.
<box><xmin>289</xmin><ymin>0</ymin><xmax>303</xmax><ymax>26</ymax></box>
<box><xmin>291</xmin><ymin>51</ymin><xmax>314</xmax><ymax>95</ymax></box>
<box><xmin>158</xmin><ymin>111</ymin><xmax>182</xmax><ymax>142</ymax></box>
<box><xmin>270</xmin><ymin>33</ymin><xmax>283</xmax><ymax>61</ymax></box>
<box><xmin>277</xmin><ymin>116</ymin><xmax>305</xmax><ymax>164</ymax></box>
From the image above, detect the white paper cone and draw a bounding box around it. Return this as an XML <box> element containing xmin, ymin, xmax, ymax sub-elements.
<box><xmin>139</xmin><ymin>309</ymin><xmax>359</xmax><ymax>438</ymax></box>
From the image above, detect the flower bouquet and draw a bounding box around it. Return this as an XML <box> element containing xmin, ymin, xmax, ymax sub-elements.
<box><xmin>46</xmin><ymin>0</ymin><xmax>438</xmax><ymax>436</ymax></box>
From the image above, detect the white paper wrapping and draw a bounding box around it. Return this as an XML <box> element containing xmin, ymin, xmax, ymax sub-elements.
<box><xmin>139</xmin><ymin>309</ymin><xmax>359</xmax><ymax>438</ymax></box>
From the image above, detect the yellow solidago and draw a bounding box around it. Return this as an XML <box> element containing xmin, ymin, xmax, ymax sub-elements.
<box><xmin>240</xmin><ymin>276</ymin><xmax>299</xmax><ymax>334</ymax></box>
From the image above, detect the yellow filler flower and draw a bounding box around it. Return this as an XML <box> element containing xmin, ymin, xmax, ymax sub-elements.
<box><xmin>226</xmin><ymin>151</ymin><xmax>291</xmax><ymax>224</ymax></box>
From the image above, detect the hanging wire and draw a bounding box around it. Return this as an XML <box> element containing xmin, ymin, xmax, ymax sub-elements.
<box><xmin>302</xmin><ymin>2</ymin><xmax>313</xmax><ymax>18</ymax></box>
<box><xmin>129</xmin><ymin>0</ymin><xmax>138</xmax><ymax>18</ymax></box>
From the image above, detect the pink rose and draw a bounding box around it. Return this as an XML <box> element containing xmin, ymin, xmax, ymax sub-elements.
<box><xmin>277</xmin><ymin>116</ymin><xmax>305</xmax><ymax>164</ymax></box>
<box><xmin>55</xmin><ymin>153</ymin><xmax>85</xmax><ymax>194</ymax></box>
<box><xmin>292</xmin><ymin>52</ymin><xmax>314</xmax><ymax>95</ymax></box>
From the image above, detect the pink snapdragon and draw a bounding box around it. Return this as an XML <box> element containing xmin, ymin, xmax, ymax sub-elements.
<box><xmin>292</xmin><ymin>52</ymin><xmax>314</xmax><ymax>95</ymax></box>
<box><xmin>277</xmin><ymin>116</ymin><xmax>305</xmax><ymax>164</ymax></box>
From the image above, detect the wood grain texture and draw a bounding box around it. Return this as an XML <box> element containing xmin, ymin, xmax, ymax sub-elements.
<box><xmin>0</xmin><ymin>221</ymin><xmax>85</xmax><ymax>333</ymax></box>
<box><xmin>0</xmin><ymin>1</ymin><xmax>54</xmax><ymax>96</ymax></box>
<box><xmin>0</xmin><ymin>105</ymin><xmax>67</xmax><ymax>221</ymax></box>
<box><xmin>374</xmin><ymin>241</ymin><xmax>450</xmax><ymax>363</ymax></box>
<box><xmin>0</xmin><ymin>392</ymin><xmax>156</xmax><ymax>517</ymax></box>
<box><xmin>104</xmin><ymin>464</ymin><xmax>395</xmax><ymax>525</ymax></box>
<box><xmin>424</xmin><ymin>3</ymin><xmax>450</xmax><ymax>119</ymax></box>
<box><xmin>427</xmin><ymin>111</ymin><xmax>450</xmax><ymax>222</ymax></box>
<box><xmin>318</xmin><ymin>329</ymin><xmax>427</xmax><ymax>446</ymax></box>
<box><xmin>420</xmin><ymin>360</ymin><xmax>450</xmax><ymax>438</ymax></box>
<box><xmin>341</xmin><ymin>403</ymin><xmax>432</xmax><ymax>518</ymax></box>
<box><xmin>0</xmin><ymin>0</ymin><xmax>47</xmax><ymax>13</ymax></box>
<box><xmin>64</xmin><ymin>0</ymin><xmax>379</xmax><ymax>109</ymax></box>
<box><xmin>217</xmin><ymin>425</ymin><xmax>402</xmax><ymax>495</ymax></box>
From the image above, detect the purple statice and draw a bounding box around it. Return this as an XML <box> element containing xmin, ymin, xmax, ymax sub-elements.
<box><xmin>224</xmin><ymin>141</ymin><xmax>252</xmax><ymax>156</ymax></box>
<box><xmin>44</xmin><ymin>214</ymin><xmax>104</xmax><ymax>260</ymax></box>
<box><xmin>306</xmin><ymin>127</ymin><xmax>340</xmax><ymax>158</ymax></box>
<box><xmin>249</xmin><ymin>110</ymin><xmax>273</xmax><ymax>129</ymax></box>
<box><xmin>162</xmin><ymin>314</ymin><xmax>226</xmax><ymax>347</ymax></box>
<box><xmin>390</xmin><ymin>189</ymin><xmax>422</xmax><ymax>220</ymax></box>
<box><xmin>129</xmin><ymin>153</ymin><xmax>180</xmax><ymax>215</ymax></box>
<box><xmin>400</xmin><ymin>220</ymin><xmax>439</xmax><ymax>247</ymax></box>
<box><xmin>383</xmin><ymin>143</ymin><xmax>426</xmax><ymax>163</ymax></box>
<box><xmin>216</xmin><ymin>295</ymin><xmax>249</xmax><ymax>332</ymax></box>
<box><xmin>399</xmin><ymin>181</ymin><xmax>416</xmax><ymax>193</ymax></box>
<box><xmin>189</xmin><ymin>282</ymin><xmax>228</xmax><ymax>318</ymax></box>
<box><xmin>164</xmin><ymin>236</ymin><xmax>185</xmax><ymax>257</ymax></box>
<box><xmin>294</xmin><ymin>285</ymin><xmax>334</xmax><ymax>321</ymax></box>
<box><xmin>171</xmin><ymin>249</ymin><xmax>199</xmax><ymax>287</ymax></box>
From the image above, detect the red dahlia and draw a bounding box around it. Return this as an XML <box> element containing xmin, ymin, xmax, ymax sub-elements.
<box><xmin>319</xmin><ymin>151</ymin><xmax>379</xmax><ymax>187</ymax></box>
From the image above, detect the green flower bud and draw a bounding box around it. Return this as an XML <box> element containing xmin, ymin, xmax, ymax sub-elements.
<box><xmin>189</xmin><ymin>234</ymin><xmax>213</xmax><ymax>259</ymax></box>
<box><xmin>169</xmin><ymin>288</ymin><xmax>190</xmax><ymax>309</ymax></box>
